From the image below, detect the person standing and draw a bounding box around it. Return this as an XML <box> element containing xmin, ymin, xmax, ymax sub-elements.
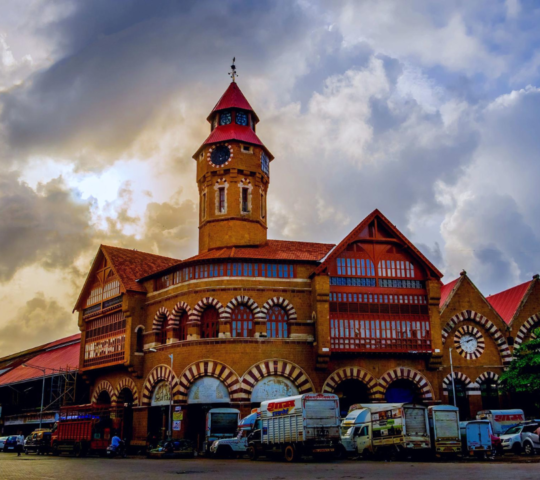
<box><xmin>16</xmin><ymin>434</ymin><xmax>24</xmax><ymax>456</ymax></box>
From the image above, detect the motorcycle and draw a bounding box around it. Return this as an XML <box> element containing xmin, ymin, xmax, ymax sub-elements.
<box><xmin>106</xmin><ymin>440</ymin><xmax>126</xmax><ymax>458</ymax></box>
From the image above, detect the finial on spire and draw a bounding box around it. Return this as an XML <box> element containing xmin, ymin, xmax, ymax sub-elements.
<box><xmin>229</xmin><ymin>57</ymin><xmax>238</xmax><ymax>82</ymax></box>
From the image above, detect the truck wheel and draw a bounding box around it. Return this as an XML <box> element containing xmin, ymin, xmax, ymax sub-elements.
<box><xmin>248</xmin><ymin>446</ymin><xmax>258</xmax><ymax>461</ymax></box>
<box><xmin>284</xmin><ymin>445</ymin><xmax>297</xmax><ymax>463</ymax></box>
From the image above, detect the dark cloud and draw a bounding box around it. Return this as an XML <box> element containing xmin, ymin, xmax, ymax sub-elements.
<box><xmin>0</xmin><ymin>292</ymin><xmax>77</xmax><ymax>356</ymax></box>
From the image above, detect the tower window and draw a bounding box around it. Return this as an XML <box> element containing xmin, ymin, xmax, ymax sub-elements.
<box><xmin>241</xmin><ymin>144</ymin><xmax>252</xmax><ymax>153</ymax></box>
<box><xmin>218</xmin><ymin>187</ymin><xmax>226</xmax><ymax>213</ymax></box>
<box><xmin>261</xmin><ymin>193</ymin><xmax>265</xmax><ymax>218</ymax></box>
<box><xmin>242</xmin><ymin>187</ymin><xmax>250</xmax><ymax>213</ymax></box>
<box><xmin>236</xmin><ymin>111</ymin><xmax>248</xmax><ymax>126</ymax></box>
<box><xmin>219</xmin><ymin>111</ymin><xmax>232</xmax><ymax>125</ymax></box>
<box><xmin>201</xmin><ymin>192</ymin><xmax>206</xmax><ymax>219</ymax></box>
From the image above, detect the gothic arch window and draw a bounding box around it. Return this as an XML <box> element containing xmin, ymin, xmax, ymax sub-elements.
<box><xmin>136</xmin><ymin>327</ymin><xmax>144</xmax><ymax>353</ymax></box>
<box><xmin>239</xmin><ymin>178</ymin><xmax>252</xmax><ymax>214</ymax></box>
<box><xmin>178</xmin><ymin>312</ymin><xmax>189</xmax><ymax>341</ymax></box>
<box><xmin>231</xmin><ymin>305</ymin><xmax>254</xmax><ymax>337</ymax></box>
<box><xmin>267</xmin><ymin>306</ymin><xmax>288</xmax><ymax>338</ymax></box>
<box><xmin>201</xmin><ymin>307</ymin><xmax>219</xmax><ymax>339</ymax></box>
<box><xmin>159</xmin><ymin>317</ymin><xmax>169</xmax><ymax>345</ymax></box>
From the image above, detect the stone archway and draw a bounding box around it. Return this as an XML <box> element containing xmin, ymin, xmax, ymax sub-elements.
<box><xmin>442</xmin><ymin>310</ymin><xmax>512</xmax><ymax>365</ymax></box>
<box><xmin>141</xmin><ymin>365</ymin><xmax>181</xmax><ymax>406</ymax></box>
<box><xmin>260</xmin><ymin>297</ymin><xmax>297</xmax><ymax>321</ymax></box>
<box><xmin>114</xmin><ymin>377</ymin><xmax>140</xmax><ymax>406</ymax></box>
<box><xmin>91</xmin><ymin>380</ymin><xmax>115</xmax><ymax>404</ymax></box>
<box><xmin>222</xmin><ymin>296</ymin><xmax>264</xmax><ymax>321</ymax></box>
<box><xmin>192</xmin><ymin>297</ymin><xmax>225</xmax><ymax>322</ymax></box>
<box><xmin>379</xmin><ymin>367</ymin><xmax>435</xmax><ymax>401</ymax></box>
<box><xmin>239</xmin><ymin>359</ymin><xmax>314</xmax><ymax>403</ymax></box>
<box><xmin>152</xmin><ymin>306</ymin><xmax>171</xmax><ymax>331</ymax></box>
<box><xmin>515</xmin><ymin>313</ymin><xmax>539</xmax><ymax>348</ymax></box>
<box><xmin>322</xmin><ymin>367</ymin><xmax>383</xmax><ymax>401</ymax></box>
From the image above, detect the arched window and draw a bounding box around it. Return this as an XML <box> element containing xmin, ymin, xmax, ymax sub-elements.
<box><xmin>481</xmin><ymin>382</ymin><xmax>500</xmax><ymax>410</ymax></box>
<box><xmin>179</xmin><ymin>312</ymin><xmax>189</xmax><ymax>341</ymax></box>
<box><xmin>267</xmin><ymin>306</ymin><xmax>288</xmax><ymax>338</ymax></box>
<box><xmin>136</xmin><ymin>328</ymin><xmax>144</xmax><ymax>353</ymax></box>
<box><xmin>231</xmin><ymin>305</ymin><xmax>254</xmax><ymax>337</ymax></box>
<box><xmin>159</xmin><ymin>318</ymin><xmax>169</xmax><ymax>345</ymax></box>
<box><xmin>201</xmin><ymin>307</ymin><xmax>219</xmax><ymax>339</ymax></box>
<box><xmin>448</xmin><ymin>380</ymin><xmax>471</xmax><ymax>420</ymax></box>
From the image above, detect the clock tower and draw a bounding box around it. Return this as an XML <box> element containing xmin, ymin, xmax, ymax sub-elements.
<box><xmin>193</xmin><ymin>72</ymin><xmax>273</xmax><ymax>252</ymax></box>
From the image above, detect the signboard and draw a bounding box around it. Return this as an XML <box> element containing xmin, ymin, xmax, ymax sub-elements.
<box><xmin>151</xmin><ymin>381</ymin><xmax>171</xmax><ymax>406</ymax></box>
<box><xmin>251</xmin><ymin>376</ymin><xmax>299</xmax><ymax>403</ymax></box>
<box><xmin>84</xmin><ymin>334</ymin><xmax>125</xmax><ymax>363</ymax></box>
<box><xmin>187</xmin><ymin>377</ymin><xmax>229</xmax><ymax>404</ymax></box>
<box><xmin>173</xmin><ymin>421</ymin><xmax>181</xmax><ymax>431</ymax></box>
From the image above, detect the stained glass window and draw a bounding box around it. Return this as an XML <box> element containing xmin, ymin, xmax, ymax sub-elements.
<box><xmin>231</xmin><ymin>305</ymin><xmax>254</xmax><ymax>337</ymax></box>
<box><xmin>267</xmin><ymin>306</ymin><xmax>288</xmax><ymax>338</ymax></box>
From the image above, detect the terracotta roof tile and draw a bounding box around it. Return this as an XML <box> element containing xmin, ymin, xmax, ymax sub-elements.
<box><xmin>102</xmin><ymin>245</ymin><xmax>180</xmax><ymax>292</ymax></box>
<box><xmin>487</xmin><ymin>280</ymin><xmax>532</xmax><ymax>325</ymax></box>
<box><xmin>440</xmin><ymin>277</ymin><xmax>460</xmax><ymax>307</ymax></box>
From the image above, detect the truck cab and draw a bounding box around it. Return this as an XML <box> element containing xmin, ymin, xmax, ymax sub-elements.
<box><xmin>210</xmin><ymin>411</ymin><xmax>259</xmax><ymax>458</ymax></box>
<box><xmin>203</xmin><ymin>408</ymin><xmax>240</xmax><ymax>454</ymax></box>
<box><xmin>339</xmin><ymin>408</ymin><xmax>372</xmax><ymax>457</ymax></box>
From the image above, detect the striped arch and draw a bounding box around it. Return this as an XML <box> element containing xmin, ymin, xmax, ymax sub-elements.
<box><xmin>379</xmin><ymin>367</ymin><xmax>435</xmax><ymax>401</ymax></box>
<box><xmin>322</xmin><ymin>367</ymin><xmax>383</xmax><ymax>401</ymax></box>
<box><xmin>222</xmin><ymin>296</ymin><xmax>264</xmax><ymax>322</ymax></box>
<box><xmin>170</xmin><ymin>301</ymin><xmax>193</xmax><ymax>327</ymax></box>
<box><xmin>141</xmin><ymin>365</ymin><xmax>181</xmax><ymax>406</ymax></box>
<box><xmin>91</xmin><ymin>380</ymin><xmax>115</xmax><ymax>404</ymax></box>
<box><xmin>114</xmin><ymin>377</ymin><xmax>140</xmax><ymax>406</ymax></box>
<box><xmin>152</xmin><ymin>306</ymin><xmax>171</xmax><ymax>331</ymax></box>
<box><xmin>177</xmin><ymin>360</ymin><xmax>241</xmax><ymax>403</ymax></box>
<box><xmin>476</xmin><ymin>371</ymin><xmax>500</xmax><ymax>386</ymax></box>
<box><xmin>442</xmin><ymin>310</ymin><xmax>512</xmax><ymax>365</ymax></box>
<box><xmin>192</xmin><ymin>297</ymin><xmax>225</xmax><ymax>322</ymax></box>
<box><xmin>239</xmin><ymin>359</ymin><xmax>314</xmax><ymax>402</ymax></box>
<box><xmin>515</xmin><ymin>313</ymin><xmax>540</xmax><ymax>348</ymax></box>
<box><xmin>442</xmin><ymin>372</ymin><xmax>474</xmax><ymax>395</ymax></box>
<box><xmin>260</xmin><ymin>297</ymin><xmax>297</xmax><ymax>321</ymax></box>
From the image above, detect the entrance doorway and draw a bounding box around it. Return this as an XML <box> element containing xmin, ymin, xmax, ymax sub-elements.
<box><xmin>448</xmin><ymin>380</ymin><xmax>471</xmax><ymax>420</ymax></box>
<box><xmin>334</xmin><ymin>379</ymin><xmax>370</xmax><ymax>417</ymax></box>
<box><xmin>95</xmin><ymin>390</ymin><xmax>112</xmax><ymax>405</ymax></box>
<box><xmin>117</xmin><ymin>388</ymin><xmax>134</xmax><ymax>442</ymax></box>
<box><xmin>385</xmin><ymin>379</ymin><xmax>422</xmax><ymax>404</ymax></box>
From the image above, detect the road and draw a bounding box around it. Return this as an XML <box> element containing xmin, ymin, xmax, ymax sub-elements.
<box><xmin>0</xmin><ymin>455</ymin><xmax>538</xmax><ymax>480</ymax></box>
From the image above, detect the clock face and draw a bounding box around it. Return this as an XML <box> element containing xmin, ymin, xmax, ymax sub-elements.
<box><xmin>236</xmin><ymin>111</ymin><xmax>248</xmax><ymax>126</ymax></box>
<box><xmin>219</xmin><ymin>111</ymin><xmax>232</xmax><ymax>125</ymax></box>
<box><xmin>454</xmin><ymin>325</ymin><xmax>484</xmax><ymax>359</ymax></box>
<box><xmin>210</xmin><ymin>145</ymin><xmax>231</xmax><ymax>166</ymax></box>
<box><xmin>459</xmin><ymin>334</ymin><xmax>477</xmax><ymax>353</ymax></box>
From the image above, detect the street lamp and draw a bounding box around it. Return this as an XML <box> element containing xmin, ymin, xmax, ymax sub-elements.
<box><xmin>22</xmin><ymin>364</ymin><xmax>48</xmax><ymax>430</ymax></box>
<box><xmin>449</xmin><ymin>348</ymin><xmax>457</xmax><ymax>408</ymax></box>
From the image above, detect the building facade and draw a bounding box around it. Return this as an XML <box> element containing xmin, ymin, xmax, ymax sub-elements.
<box><xmin>72</xmin><ymin>79</ymin><xmax>540</xmax><ymax>448</ymax></box>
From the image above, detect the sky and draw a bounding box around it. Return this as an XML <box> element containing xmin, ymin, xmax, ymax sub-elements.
<box><xmin>0</xmin><ymin>0</ymin><xmax>539</xmax><ymax>356</ymax></box>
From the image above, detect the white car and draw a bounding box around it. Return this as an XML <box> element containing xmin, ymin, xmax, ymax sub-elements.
<box><xmin>0</xmin><ymin>437</ymin><xmax>8</xmax><ymax>450</ymax></box>
<box><xmin>500</xmin><ymin>425</ymin><xmax>525</xmax><ymax>454</ymax></box>
<box><xmin>499</xmin><ymin>423</ymin><xmax>540</xmax><ymax>455</ymax></box>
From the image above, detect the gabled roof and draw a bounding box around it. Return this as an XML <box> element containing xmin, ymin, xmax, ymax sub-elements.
<box><xmin>207</xmin><ymin>82</ymin><xmax>259</xmax><ymax>123</ymax></box>
<box><xmin>73</xmin><ymin>245</ymin><xmax>180</xmax><ymax>311</ymax></box>
<box><xmin>440</xmin><ymin>277</ymin><xmax>460</xmax><ymax>308</ymax></box>
<box><xmin>487</xmin><ymin>279</ymin><xmax>535</xmax><ymax>325</ymax></box>
<box><xmin>314</xmin><ymin>209</ymin><xmax>443</xmax><ymax>278</ymax></box>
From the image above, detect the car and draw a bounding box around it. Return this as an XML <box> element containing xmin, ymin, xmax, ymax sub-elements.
<box><xmin>499</xmin><ymin>423</ymin><xmax>539</xmax><ymax>455</ymax></box>
<box><xmin>0</xmin><ymin>437</ymin><xmax>9</xmax><ymax>451</ymax></box>
<box><xmin>4</xmin><ymin>435</ymin><xmax>23</xmax><ymax>452</ymax></box>
<box><xmin>521</xmin><ymin>424</ymin><xmax>540</xmax><ymax>456</ymax></box>
<box><xmin>24</xmin><ymin>430</ymin><xmax>52</xmax><ymax>455</ymax></box>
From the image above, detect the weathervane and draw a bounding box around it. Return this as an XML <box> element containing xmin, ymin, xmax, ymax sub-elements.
<box><xmin>229</xmin><ymin>57</ymin><xmax>238</xmax><ymax>82</ymax></box>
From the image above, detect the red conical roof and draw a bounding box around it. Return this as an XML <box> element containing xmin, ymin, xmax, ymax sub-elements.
<box><xmin>207</xmin><ymin>82</ymin><xmax>259</xmax><ymax>123</ymax></box>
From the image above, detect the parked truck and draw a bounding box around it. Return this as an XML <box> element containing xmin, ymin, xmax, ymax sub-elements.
<box><xmin>51</xmin><ymin>404</ymin><xmax>122</xmax><ymax>457</ymax></box>
<box><xmin>341</xmin><ymin>403</ymin><xmax>431</xmax><ymax>459</ymax></box>
<box><xmin>476</xmin><ymin>409</ymin><xmax>525</xmax><ymax>436</ymax></box>
<box><xmin>203</xmin><ymin>408</ymin><xmax>241</xmax><ymax>454</ymax></box>
<box><xmin>428</xmin><ymin>405</ymin><xmax>461</xmax><ymax>456</ymax></box>
<box><xmin>462</xmin><ymin>420</ymin><xmax>494</xmax><ymax>458</ymax></box>
<box><xmin>248</xmin><ymin>393</ymin><xmax>341</xmax><ymax>462</ymax></box>
<box><xmin>210</xmin><ymin>410</ymin><xmax>259</xmax><ymax>458</ymax></box>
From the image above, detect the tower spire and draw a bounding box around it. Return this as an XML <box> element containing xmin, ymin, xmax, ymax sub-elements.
<box><xmin>228</xmin><ymin>57</ymin><xmax>238</xmax><ymax>82</ymax></box>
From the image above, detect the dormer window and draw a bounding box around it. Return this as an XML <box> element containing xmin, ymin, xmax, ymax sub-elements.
<box><xmin>241</xmin><ymin>144</ymin><xmax>252</xmax><ymax>153</ymax></box>
<box><xmin>236</xmin><ymin>110</ymin><xmax>248</xmax><ymax>126</ymax></box>
<box><xmin>219</xmin><ymin>111</ymin><xmax>232</xmax><ymax>125</ymax></box>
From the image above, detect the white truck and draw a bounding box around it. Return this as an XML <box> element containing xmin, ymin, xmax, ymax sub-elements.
<box><xmin>428</xmin><ymin>405</ymin><xmax>461</xmax><ymax>456</ymax></box>
<box><xmin>248</xmin><ymin>393</ymin><xmax>341</xmax><ymax>462</ymax></box>
<box><xmin>476</xmin><ymin>409</ymin><xmax>525</xmax><ymax>436</ymax></box>
<box><xmin>203</xmin><ymin>408</ymin><xmax>241</xmax><ymax>454</ymax></box>
<box><xmin>209</xmin><ymin>410</ymin><xmax>259</xmax><ymax>458</ymax></box>
<box><xmin>340</xmin><ymin>403</ymin><xmax>431</xmax><ymax>459</ymax></box>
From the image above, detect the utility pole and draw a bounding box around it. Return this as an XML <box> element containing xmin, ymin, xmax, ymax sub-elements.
<box><xmin>169</xmin><ymin>353</ymin><xmax>173</xmax><ymax>439</ymax></box>
<box><xmin>22</xmin><ymin>364</ymin><xmax>47</xmax><ymax>429</ymax></box>
<box><xmin>449</xmin><ymin>348</ymin><xmax>457</xmax><ymax>407</ymax></box>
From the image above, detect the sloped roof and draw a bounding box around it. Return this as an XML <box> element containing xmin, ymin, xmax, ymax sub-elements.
<box><xmin>440</xmin><ymin>277</ymin><xmax>460</xmax><ymax>307</ymax></box>
<box><xmin>207</xmin><ymin>82</ymin><xmax>258</xmax><ymax>122</ymax></box>
<box><xmin>315</xmin><ymin>209</ymin><xmax>443</xmax><ymax>278</ymax></box>
<box><xmin>101</xmin><ymin>245</ymin><xmax>180</xmax><ymax>293</ymax></box>
<box><xmin>0</xmin><ymin>334</ymin><xmax>80</xmax><ymax>386</ymax></box>
<box><xmin>487</xmin><ymin>280</ymin><xmax>533</xmax><ymax>325</ymax></box>
<box><xmin>183</xmin><ymin>240</ymin><xmax>335</xmax><ymax>263</ymax></box>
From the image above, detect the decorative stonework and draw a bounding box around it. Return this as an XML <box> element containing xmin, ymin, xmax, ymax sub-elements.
<box><xmin>222</xmin><ymin>296</ymin><xmax>264</xmax><ymax>322</ymax></box>
<box><xmin>170</xmin><ymin>301</ymin><xmax>193</xmax><ymax>327</ymax></box>
<box><xmin>442</xmin><ymin>310</ymin><xmax>512</xmax><ymax>365</ymax></box>
<box><xmin>260</xmin><ymin>297</ymin><xmax>298</xmax><ymax>321</ymax></box>
<box><xmin>152</xmin><ymin>306</ymin><xmax>171</xmax><ymax>331</ymax></box>
<box><xmin>476</xmin><ymin>371</ymin><xmax>500</xmax><ymax>386</ymax></box>
<box><xmin>238</xmin><ymin>359</ymin><xmax>314</xmax><ymax>402</ymax></box>
<box><xmin>514</xmin><ymin>313</ymin><xmax>539</xmax><ymax>348</ymax></box>
<box><xmin>442</xmin><ymin>372</ymin><xmax>475</xmax><ymax>395</ymax></box>
<box><xmin>213</xmin><ymin>179</ymin><xmax>229</xmax><ymax>215</ymax></box>
<box><xmin>322</xmin><ymin>367</ymin><xmax>383</xmax><ymax>401</ymax></box>
<box><xmin>238</xmin><ymin>178</ymin><xmax>253</xmax><ymax>215</ymax></box>
<box><xmin>91</xmin><ymin>380</ymin><xmax>115</xmax><ymax>404</ymax></box>
<box><xmin>177</xmin><ymin>360</ymin><xmax>242</xmax><ymax>403</ymax></box>
<box><xmin>454</xmin><ymin>325</ymin><xmax>485</xmax><ymax>360</ymax></box>
<box><xmin>192</xmin><ymin>297</ymin><xmax>225</xmax><ymax>323</ymax></box>
<box><xmin>141</xmin><ymin>365</ymin><xmax>181</xmax><ymax>406</ymax></box>
<box><xmin>114</xmin><ymin>377</ymin><xmax>140</xmax><ymax>406</ymax></box>
<box><xmin>379</xmin><ymin>367</ymin><xmax>434</xmax><ymax>400</ymax></box>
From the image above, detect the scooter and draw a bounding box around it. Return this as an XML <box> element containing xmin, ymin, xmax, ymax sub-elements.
<box><xmin>106</xmin><ymin>440</ymin><xmax>127</xmax><ymax>458</ymax></box>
